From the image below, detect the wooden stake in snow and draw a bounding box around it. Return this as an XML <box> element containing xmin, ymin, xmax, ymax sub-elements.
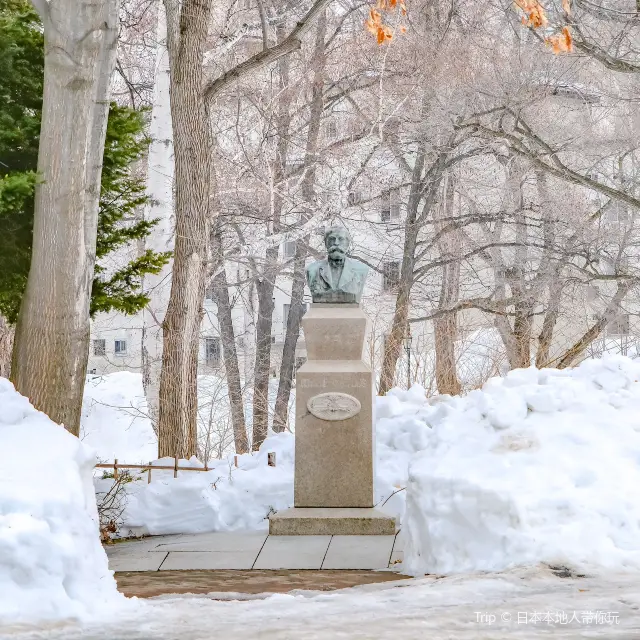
<box><xmin>268</xmin><ymin>452</ymin><xmax>276</xmax><ymax>467</ymax></box>
<box><xmin>148</xmin><ymin>461</ymin><xmax>152</xmax><ymax>484</ymax></box>
<box><xmin>174</xmin><ymin>456</ymin><xmax>179</xmax><ymax>478</ymax></box>
<box><xmin>234</xmin><ymin>455</ymin><xmax>238</xmax><ymax>467</ymax></box>
<box><xmin>114</xmin><ymin>459</ymin><xmax>119</xmax><ymax>480</ymax></box>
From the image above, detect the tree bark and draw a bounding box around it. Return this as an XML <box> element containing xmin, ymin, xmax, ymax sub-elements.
<box><xmin>272</xmin><ymin>11</ymin><xmax>327</xmax><ymax>433</ymax></box>
<box><xmin>0</xmin><ymin>314</ymin><xmax>14</xmax><ymax>378</ymax></box>
<box><xmin>433</xmin><ymin>175</ymin><xmax>462</xmax><ymax>395</ymax></box>
<box><xmin>11</xmin><ymin>0</ymin><xmax>119</xmax><ymax>434</ymax></box>
<box><xmin>158</xmin><ymin>0</ymin><xmax>213</xmax><ymax>458</ymax></box>
<box><xmin>211</xmin><ymin>232</ymin><xmax>249</xmax><ymax>454</ymax></box>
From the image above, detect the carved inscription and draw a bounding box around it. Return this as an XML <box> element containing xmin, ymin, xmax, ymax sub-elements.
<box><xmin>300</xmin><ymin>378</ymin><xmax>366</xmax><ymax>389</ymax></box>
<box><xmin>307</xmin><ymin>392</ymin><xmax>361</xmax><ymax>421</ymax></box>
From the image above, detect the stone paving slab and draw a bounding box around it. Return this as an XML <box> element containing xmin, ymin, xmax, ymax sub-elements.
<box><xmin>154</xmin><ymin>532</ymin><xmax>268</xmax><ymax>553</ymax></box>
<box><xmin>108</xmin><ymin>551</ymin><xmax>168</xmax><ymax>572</ymax></box>
<box><xmin>106</xmin><ymin>531</ymin><xmax>403</xmax><ymax>572</ymax></box>
<box><xmin>322</xmin><ymin>535</ymin><xmax>396</xmax><ymax>570</ymax></box>
<box><xmin>253</xmin><ymin>536</ymin><xmax>331</xmax><ymax>570</ymax></box>
<box><xmin>160</xmin><ymin>550</ymin><xmax>259</xmax><ymax>571</ymax></box>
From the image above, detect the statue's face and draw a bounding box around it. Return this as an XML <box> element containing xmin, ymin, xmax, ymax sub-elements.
<box><xmin>325</xmin><ymin>230</ymin><xmax>349</xmax><ymax>260</ymax></box>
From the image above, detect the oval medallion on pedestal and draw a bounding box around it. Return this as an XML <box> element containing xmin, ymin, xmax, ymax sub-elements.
<box><xmin>307</xmin><ymin>392</ymin><xmax>361</xmax><ymax>421</ymax></box>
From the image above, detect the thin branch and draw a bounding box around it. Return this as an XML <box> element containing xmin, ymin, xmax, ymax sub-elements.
<box><xmin>204</xmin><ymin>0</ymin><xmax>335</xmax><ymax>102</ymax></box>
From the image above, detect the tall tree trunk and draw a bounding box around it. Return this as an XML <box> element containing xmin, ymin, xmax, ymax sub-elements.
<box><xmin>433</xmin><ymin>175</ymin><xmax>462</xmax><ymax>395</ymax></box>
<box><xmin>158</xmin><ymin>0</ymin><xmax>213</xmax><ymax>458</ymax></box>
<box><xmin>11</xmin><ymin>0</ymin><xmax>119</xmax><ymax>434</ymax></box>
<box><xmin>0</xmin><ymin>314</ymin><xmax>14</xmax><ymax>378</ymax></box>
<box><xmin>211</xmin><ymin>232</ymin><xmax>249</xmax><ymax>453</ymax></box>
<box><xmin>252</xmin><ymin>274</ymin><xmax>277</xmax><ymax>449</ymax></box>
<box><xmin>379</xmin><ymin>144</ymin><xmax>429</xmax><ymax>394</ymax></box>
<box><xmin>251</xmin><ymin>22</ymin><xmax>292</xmax><ymax>450</ymax></box>
<box><xmin>142</xmin><ymin>2</ymin><xmax>175</xmax><ymax>428</ymax></box>
<box><xmin>272</xmin><ymin>11</ymin><xmax>327</xmax><ymax>433</ymax></box>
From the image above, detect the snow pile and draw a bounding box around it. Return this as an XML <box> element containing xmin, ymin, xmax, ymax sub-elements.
<box><xmin>0</xmin><ymin>378</ymin><xmax>124</xmax><ymax>623</ymax></box>
<box><xmin>404</xmin><ymin>356</ymin><xmax>640</xmax><ymax>575</ymax></box>
<box><xmin>112</xmin><ymin>433</ymin><xmax>295</xmax><ymax>536</ymax></box>
<box><xmin>81</xmin><ymin>372</ymin><xmax>156</xmax><ymax>463</ymax></box>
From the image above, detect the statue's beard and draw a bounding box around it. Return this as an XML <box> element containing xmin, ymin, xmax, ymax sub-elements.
<box><xmin>328</xmin><ymin>248</ymin><xmax>346</xmax><ymax>262</ymax></box>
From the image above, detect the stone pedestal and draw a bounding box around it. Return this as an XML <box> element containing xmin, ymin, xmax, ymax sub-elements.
<box><xmin>269</xmin><ymin>304</ymin><xmax>395</xmax><ymax>535</ymax></box>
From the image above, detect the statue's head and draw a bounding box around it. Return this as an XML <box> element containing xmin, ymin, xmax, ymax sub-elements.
<box><xmin>324</xmin><ymin>226</ymin><xmax>350</xmax><ymax>262</ymax></box>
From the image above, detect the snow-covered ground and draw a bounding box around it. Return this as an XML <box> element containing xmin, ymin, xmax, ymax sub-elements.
<box><xmin>0</xmin><ymin>378</ymin><xmax>125</xmax><ymax>624</ymax></box>
<box><xmin>5</xmin><ymin>566</ymin><xmax>640</xmax><ymax>639</ymax></box>
<box><xmin>91</xmin><ymin>356</ymin><xmax>640</xmax><ymax>579</ymax></box>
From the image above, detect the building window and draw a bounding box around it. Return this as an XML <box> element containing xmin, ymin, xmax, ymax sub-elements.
<box><xmin>114</xmin><ymin>340</ymin><xmax>127</xmax><ymax>355</ymax></box>
<box><xmin>383</xmin><ymin>261</ymin><xmax>401</xmax><ymax>291</ymax></box>
<box><xmin>347</xmin><ymin>190</ymin><xmax>363</xmax><ymax>206</ymax></box>
<box><xmin>205</xmin><ymin>337</ymin><xmax>221</xmax><ymax>366</ymax></box>
<box><xmin>283</xmin><ymin>240</ymin><xmax>296</xmax><ymax>259</ymax></box>
<box><xmin>93</xmin><ymin>339</ymin><xmax>106</xmax><ymax>356</ymax></box>
<box><xmin>607</xmin><ymin>314</ymin><xmax>630</xmax><ymax>336</ymax></box>
<box><xmin>283</xmin><ymin>303</ymin><xmax>308</xmax><ymax>329</ymax></box>
<box><xmin>271</xmin><ymin>335</ymin><xmax>277</xmax><ymax>344</ymax></box>
<box><xmin>326</xmin><ymin>119</ymin><xmax>338</xmax><ymax>140</ymax></box>
<box><xmin>381</xmin><ymin>188</ymin><xmax>400</xmax><ymax>222</ymax></box>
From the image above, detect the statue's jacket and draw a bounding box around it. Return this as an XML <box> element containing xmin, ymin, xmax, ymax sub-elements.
<box><xmin>306</xmin><ymin>257</ymin><xmax>369</xmax><ymax>301</ymax></box>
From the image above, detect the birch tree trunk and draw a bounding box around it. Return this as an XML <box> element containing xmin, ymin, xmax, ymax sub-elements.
<box><xmin>142</xmin><ymin>2</ymin><xmax>175</xmax><ymax>428</ymax></box>
<box><xmin>272</xmin><ymin>11</ymin><xmax>327</xmax><ymax>433</ymax></box>
<box><xmin>11</xmin><ymin>0</ymin><xmax>119</xmax><ymax>435</ymax></box>
<box><xmin>158</xmin><ymin>0</ymin><xmax>213</xmax><ymax>458</ymax></box>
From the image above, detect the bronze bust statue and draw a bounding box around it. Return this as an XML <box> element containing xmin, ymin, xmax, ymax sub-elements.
<box><xmin>306</xmin><ymin>227</ymin><xmax>368</xmax><ymax>303</ymax></box>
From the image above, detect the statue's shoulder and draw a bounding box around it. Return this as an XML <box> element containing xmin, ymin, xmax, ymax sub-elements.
<box><xmin>346</xmin><ymin>257</ymin><xmax>369</xmax><ymax>275</ymax></box>
<box><xmin>306</xmin><ymin>258</ymin><xmax>325</xmax><ymax>278</ymax></box>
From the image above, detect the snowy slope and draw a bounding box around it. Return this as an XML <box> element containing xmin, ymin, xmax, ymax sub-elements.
<box><xmin>0</xmin><ymin>378</ymin><xmax>124</xmax><ymax>624</ymax></box>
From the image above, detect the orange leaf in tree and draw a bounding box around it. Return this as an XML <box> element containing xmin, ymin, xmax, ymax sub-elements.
<box><xmin>515</xmin><ymin>0</ymin><xmax>548</xmax><ymax>28</ymax></box>
<box><xmin>546</xmin><ymin>26</ymin><xmax>573</xmax><ymax>53</ymax></box>
<box><xmin>366</xmin><ymin>0</ymin><xmax>407</xmax><ymax>44</ymax></box>
<box><xmin>366</xmin><ymin>7</ymin><xmax>382</xmax><ymax>35</ymax></box>
<box><xmin>562</xmin><ymin>0</ymin><xmax>571</xmax><ymax>13</ymax></box>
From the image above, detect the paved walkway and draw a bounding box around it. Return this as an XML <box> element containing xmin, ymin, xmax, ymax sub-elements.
<box><xmin>105</xmin><ymin>531</ymin><xmax>404</xmax><ymax>572</ymax></box>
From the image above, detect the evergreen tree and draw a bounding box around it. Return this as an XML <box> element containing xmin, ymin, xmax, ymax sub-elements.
<box><xmin>0</xmin><ymin>0</ymin><xmax>170</xmax><ymax>323</ymax></box>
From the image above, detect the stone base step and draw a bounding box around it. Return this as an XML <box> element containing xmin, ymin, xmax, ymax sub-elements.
<box><xmin>269</xmin><ymin>508</ymin><xmax>396</xmax><ymax>536</ymax></box>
